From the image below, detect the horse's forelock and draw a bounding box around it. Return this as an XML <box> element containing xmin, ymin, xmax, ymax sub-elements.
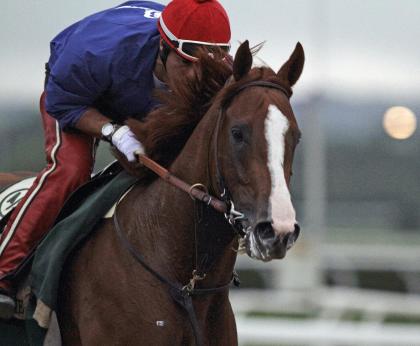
<box><xmin>218</xmin><ymin>67</ymin><xmax>292</xmax><ymax>109</ymax></box>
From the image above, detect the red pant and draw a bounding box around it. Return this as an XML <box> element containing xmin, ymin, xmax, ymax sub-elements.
<box><xmin>0</xmin><ymin>93</ymin><xmax>95</xmax><ymax>282</ymax></box>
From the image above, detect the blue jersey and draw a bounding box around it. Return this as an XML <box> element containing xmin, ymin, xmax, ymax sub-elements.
<box><xmin>45</xmin><ymin>1</ymin><xmax>165</xmax><ymax>129</ymax></box>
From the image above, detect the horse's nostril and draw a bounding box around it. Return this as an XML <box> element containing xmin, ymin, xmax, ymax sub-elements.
<box><xmin>284</xmin><ymin>224</ymin><xmax>300</xmax><ymax>250</ymax></box>
<box><xmin>294</xmin><ymin>223</ymin><xmax>300</xmax><ymax>240</ymax></box>
<box><xmin>255</xmin><ymin>222</ymin><xmax>275</xmax><ymax>240</ymax></box>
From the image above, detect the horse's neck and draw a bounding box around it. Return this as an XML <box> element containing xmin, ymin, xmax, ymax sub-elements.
<box><xmin>125</xmin><ymin>108</ymin><xmax>237</xmax><ymax>286</ymax></box>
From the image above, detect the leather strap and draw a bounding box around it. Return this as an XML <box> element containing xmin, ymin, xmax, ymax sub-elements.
<box><xmin>136</xmin><ymin>154</ymin><xmax>227</xmax><ymax>214</ymax></box>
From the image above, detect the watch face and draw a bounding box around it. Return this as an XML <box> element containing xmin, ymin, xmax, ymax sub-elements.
<box><xmin>102</xmin><ymin>123</ymin><xmax>114</xmax><ymax>137</ymax></box>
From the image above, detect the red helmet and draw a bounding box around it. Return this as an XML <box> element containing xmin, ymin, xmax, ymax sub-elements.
<box><xmin>158</xmin><ymin>0</ymin><xmax>231</xmax><ymax>61</ymax></box>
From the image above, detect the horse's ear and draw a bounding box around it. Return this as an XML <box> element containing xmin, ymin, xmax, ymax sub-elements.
<box><xmin>277</xmin><ymin>42</ymin><xmax>305</xmax><ymax>87</ymax></box>
<box><xmin>233</xmin><ymin>40</ymin><xmax>253</xmax><ymax>81</ymax></box>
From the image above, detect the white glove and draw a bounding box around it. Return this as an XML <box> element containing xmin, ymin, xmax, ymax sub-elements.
<box><xmin>111</xmin><ymin>125</ymin><xmax>144</xmax><ymax>162</ymax></box>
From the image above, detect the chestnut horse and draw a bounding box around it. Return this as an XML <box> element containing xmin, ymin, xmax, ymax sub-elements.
<box><xmin>59</xmin><ymin>41</ymin><xmax>304</xmax><ymax>346</ymax></box>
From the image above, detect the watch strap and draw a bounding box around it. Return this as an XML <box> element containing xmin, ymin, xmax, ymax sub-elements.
<box><xmin>101</xmin><ymin>122</ymin><xmax>120</xmax><ymax>143</ymax></box>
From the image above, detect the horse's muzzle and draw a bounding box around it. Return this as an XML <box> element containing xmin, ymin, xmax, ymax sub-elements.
<box><xmin>245</xmin><ymin>222</ymin><xmax>300</xmax><ymax>261</ymax></box>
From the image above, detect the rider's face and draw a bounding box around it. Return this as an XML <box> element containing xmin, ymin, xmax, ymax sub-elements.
<box><xmin>164</xmin><ymin>50</ymin><xmax>197</xmax><ymax>90</ymax></box>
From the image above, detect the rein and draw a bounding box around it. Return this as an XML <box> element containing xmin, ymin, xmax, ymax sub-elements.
<box><xmin>136</xmin><ymin>155</ymin><xmax>227</xmax><ymax>214</ymax></box>
<box><xmin>113</xmin><ymin>210</ymin><xmax>238</xmax><ymax>346</ymax></box>
<box><xmin>116</xmin><ymin>80</ymin><xmax>290</xmax><ymax>346</ymax></box>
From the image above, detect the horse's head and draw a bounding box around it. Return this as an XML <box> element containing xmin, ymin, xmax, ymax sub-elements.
<box><xmin>214</xmin><ymin>41</ymin><xmax>304</xmax><ymax>261</ymax></box>
<box><xmin>124</xmin><ymin>41</ymin><xmax>303</xmax><ymax>261</ymax></box>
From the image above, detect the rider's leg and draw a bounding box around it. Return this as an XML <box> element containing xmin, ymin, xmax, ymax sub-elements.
<box><xmin>0</xmin><ymin>93</ymin><xmax>96</xmax><ymax>318</ymax></box>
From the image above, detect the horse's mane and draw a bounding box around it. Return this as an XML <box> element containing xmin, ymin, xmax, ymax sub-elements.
<box><xmin>119</xmin><ymin>52</ymin><xmax>232</xmax><ymax>177</ymax></box>
<box><xmin>117</xmin><ymin>49</ymin><xmax>292</xmax><ymax>179</ymax></box>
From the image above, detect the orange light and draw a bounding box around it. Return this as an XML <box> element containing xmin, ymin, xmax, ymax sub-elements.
<box><xmin>383</xmin><ymin>106</ymin><xmax>417</xmax><ymax>140</ymax></box>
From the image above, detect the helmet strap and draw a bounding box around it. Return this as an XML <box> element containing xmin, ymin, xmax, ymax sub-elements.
<box><xmin>159</xmin><ymin>40</ymin><xmax>171</xmax><ymax>70</ymax></box>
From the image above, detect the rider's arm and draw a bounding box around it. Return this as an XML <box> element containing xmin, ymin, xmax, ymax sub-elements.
<box><xmin>45</xmin><ymin>54</ymin><xmax>144</xmax><ymax>161</ymax></box>
<box><xmin>44</xmin><ymin>49</ymin><xmax>111</xmax><ymax>131</ymax></box>
<box><xmin>44</xmin><ymin>22</ymin><xmax>145</xmax><ymax>161</ymax></box>
<box><xmin>74</xmin><ymin>109</ymin><xmax>144</xmax><ymax>162</ymax></box>
<box><xmin>74</xmin><ymin>108</ymin><xmax>110</xmax><ymax>139</ymax></box>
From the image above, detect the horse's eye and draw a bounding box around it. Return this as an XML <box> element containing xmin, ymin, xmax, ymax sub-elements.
<box><xmin>231</xmin><ymin>128</ymin><xmax>244</xmax><ymax>143</ymax></box>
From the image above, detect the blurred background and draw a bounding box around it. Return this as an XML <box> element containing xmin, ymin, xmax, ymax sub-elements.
<box><xmin>1</xmin><ymin>1</ymin><xmax>419</xmax><ymax>345</ymax></box>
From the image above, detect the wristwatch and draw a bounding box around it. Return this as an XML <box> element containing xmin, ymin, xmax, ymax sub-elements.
<box><xmin>101</xmin><ymin>122</ymin><xmax>120</xmax><ymax>143</ymax></box>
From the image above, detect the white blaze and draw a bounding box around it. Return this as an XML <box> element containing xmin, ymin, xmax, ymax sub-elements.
<box><xmin>264</xmin><ymin>104</ymin><xmax>297</xmax><ymax>234</ymax></box>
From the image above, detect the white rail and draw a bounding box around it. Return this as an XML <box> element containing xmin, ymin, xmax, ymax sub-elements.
<box><xmin>232</xmin><ymin>242</ymin><xmax>420</xmax><ymax>346</ymax></box>
<box><xmin>236</xmin><ymin>318</ymin><xmax>420</xmax><ymax>346</ymax></box>
<box><xmin>231</xmin><ymin>288</ymin><xmax>420</xmax><ymax>318</ymax></box>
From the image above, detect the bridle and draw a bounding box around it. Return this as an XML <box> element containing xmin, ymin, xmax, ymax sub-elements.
<box><xmin>114</xmin><ymin>79</ymin><xmax>291</xmax><ymax>346</ymax></box>
<box><xmin>212</xmin><ymin>79</ymin><xmax>292</xmax><ymax>236</ymax></box>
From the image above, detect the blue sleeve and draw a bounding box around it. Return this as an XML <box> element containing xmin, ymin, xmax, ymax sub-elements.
<box><xmin>45</xmin><ymin>47</ymin><xmax>112</xmax><ymax>130</ymax></box>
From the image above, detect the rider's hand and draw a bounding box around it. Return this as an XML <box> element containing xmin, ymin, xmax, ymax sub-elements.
<box><xmin>111</xmin><ymin>125</ymin><xmax>144</xmax><ymax>162</ymax></box>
